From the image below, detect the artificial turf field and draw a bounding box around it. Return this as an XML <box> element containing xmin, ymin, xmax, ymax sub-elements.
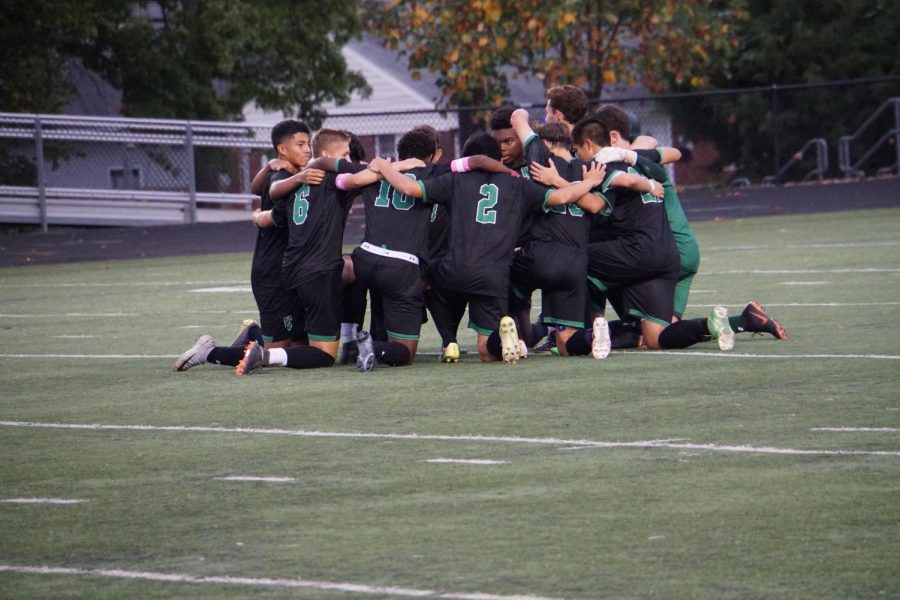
<box><xmin>0</xmin><ymin>207</ymin><xmax>898</xmax><ymax>599</ymax></box>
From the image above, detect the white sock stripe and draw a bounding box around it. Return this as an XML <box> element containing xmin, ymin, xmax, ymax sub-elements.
<box><xmin>0</xmin><ymin>564</ymin><xmax>564</xmax><ymax>599</ymax></box>
<box><xmin>1</xmin><ymin>421</ymin><xmax>897</xmax><ymax>457</ymax></box>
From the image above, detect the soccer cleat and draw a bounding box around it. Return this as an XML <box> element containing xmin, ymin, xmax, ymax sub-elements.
<box><xmin>591</xmin><ymin>316</ymin><xmax>611</xmax><ymax>359</ymax></box>
<box><xmin>499</xmin><ymin>316</ymin><xmax>521</xmax><ymax>364</ymax></box>
<box><xmin>708</xmin><ymin>306</ymin><xmax>735</xmax><ymax>351</ymax></box>
<box><xmin>174</xmin><ymin>335</ymin><xmax>215</xmax><ymax>371</ymax></box>
<box><xmin>518</xmin><ymin>339</ymin><xmax>528</xmax><ymax>359</ymax></box>
<box><xmin>338</xmin><ymin>341</ymin><xmax>359</xmax><ymax>365</ymax></box>
<box><xmin>741</xmin><ymin>301</ymin><xmax>788</xmax><ymax>340</ymax></box>
<box><xmin>229</xmin><ymin>319</ymin><xmax>260</xmax><ymax>348</ymax></box>
<box><xmin>235</xmin><ymin>341</ymin><xmax>266</xmax><ymax>376</ymax></box>
<box><xmin>441</xmin><ymin>342</ymin><xmax>460</xmax><ymax>363</ymax></box>
<box><xmin>532</xmin><ymin>329</ymin><xmax>557</xmax><ymax>353</ymax></box>
<box><xmin>355</xmin><ymin>330</ymin><xmax>376</xmax><ymax>372</ymax></box>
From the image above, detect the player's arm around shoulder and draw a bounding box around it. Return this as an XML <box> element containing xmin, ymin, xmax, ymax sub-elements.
<box><xmin>546</xmin><ymin>161</ymin><xmax>607</xmax><ymax>207</ymax></box>
<box><xmin>606</xmin><ymin>167</ymin><xmax>665</xmax><ymax>199</ymax></box>
<box><xmin>269</xmin><ymin>166</ymin><xmax>326</xmax><ymax>200</ymax></box>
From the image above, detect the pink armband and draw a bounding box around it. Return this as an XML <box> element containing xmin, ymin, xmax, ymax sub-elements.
<box><xmin>509</xmin><ymin>170</ymin><xmax>519</xmax><ymax>177</ymax></box>
<box><xmin>450</xmin><ymin>157</ymin><xmax>471</xmax><ymax>173</ymax></box>
<box><xmin>335</xmin><ymin>173</ymin><xmax>351</xmax><ymax>190</ymax></box>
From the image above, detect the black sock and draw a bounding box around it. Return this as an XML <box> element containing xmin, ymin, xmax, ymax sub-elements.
<box><xmin>608</xmin><ymin>320</ymin><xmax>641</xmax><ymax>349</ymax></box>
<box><xmin>284</xmin><ymin>346</ymin><xmax>335</xmax><ymax>369</ymax></box>
<box><xmin>237</xmin><ymin>323</ymin><xmax>264</xmax><ymax>346</ymax></box>
<box><xmin>341</xmin><ymin>280</ymin><xmax>368</xmax><ymax>326</ymax></box>
<box><xmin>425</xmin><ymin>289</ymin><xmax>462</xmax><ymax>347</ymax></box>
<box><xmin>208</xmin><ymin>346</ymin><xmax>244</xmax><ymax>366</ymax></box>
<box><xmin>729</xmin><ymin>315</ymin><xmax>745</xmax><ymax>333</ymax></box>
<box><xmin>486</xmin><ymin>330</ymin><xmax>503</xmax><ymax>359</ymax></box>
<box><xmin>565</xmin><ymin>328</ymin><xmax>592</xmax><ymax>356</ymax></box>
<box><xmin>658</xmin><ymin>318</ymin><xmax>709</xmax><ymax>349</ymax></box>
<box><xmin>369</xmin><ymin>292</ymin><xmax>388</xmax><ymax>342</ymax></box>
<box><xmin>373</xmin><ymin>341</ymin><xmax>411</xmax><ymax>366</ymax></box>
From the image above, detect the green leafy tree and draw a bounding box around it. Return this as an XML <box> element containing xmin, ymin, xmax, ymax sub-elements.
<box><xmin>0</xmin><ymin>0</ymin><xmax>370</xmax><ymax>123</ymax></box>
<box><xmin>676</xmin><ymin>0</ymin><xmax>900</xmax><ymax>181</ymax></box>
<box><xmin>365</xmin><ymin>0</ymin><xmax>741</xmax><ymax>107</ymax></box>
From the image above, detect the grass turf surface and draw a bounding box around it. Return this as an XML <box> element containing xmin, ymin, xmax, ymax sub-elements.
<box><xmin>0</xmin><ymin>208</ymin><xmax>898</xmax><ymax>599</ymax></box>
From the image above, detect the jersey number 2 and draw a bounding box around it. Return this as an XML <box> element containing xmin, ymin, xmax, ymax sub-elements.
<box><xmin>476</xmin><ymin>183</ymin><xmax>498</xmax><ymax>224</ymax></box>
<box><xmin>293</xmin><ymin>184</ymin><xmax>310</xmax><ymax>225</ymax></box>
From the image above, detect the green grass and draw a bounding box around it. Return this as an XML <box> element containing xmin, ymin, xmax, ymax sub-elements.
<box><xmin>1</xmin><ymin>208</ymin><xmax>899</xmax><ymax>599</ymax></box>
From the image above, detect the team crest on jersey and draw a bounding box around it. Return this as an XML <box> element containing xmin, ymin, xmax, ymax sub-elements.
<box><xmin>283</xmin><ymin>315</ymin><xmax>293</xmax><ymax>332</ymax></box>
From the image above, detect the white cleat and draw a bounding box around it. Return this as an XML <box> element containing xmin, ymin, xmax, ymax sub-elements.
<box><xmin>708</xmin><ymin>306</ymin><xmax>735</xmax><ymax>351</ymax></box>
<box><xmin>591</xmin><ymin>316</ymin><xmax>611</xmax><ymax>359</ymax></box>
<box><xmin>174</xmin><ymin>335</ymin><xmax>215</xmax><ymax>371</ymax></box>
<box><xmin>518</xmin><ymin>339</ymin><xmax>528</xmax><ymax>359</ymax></box>
<box><xmin>499</xmin><ymin>316</ymin><xmax>521</xmax><ymax>364</ymax></box>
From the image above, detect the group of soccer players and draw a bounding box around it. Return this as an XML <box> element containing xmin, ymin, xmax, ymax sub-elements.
<box><xmin>174</xmin><ymin>84</ymin><xmax>786</xmax><ymax>375</ymax></box>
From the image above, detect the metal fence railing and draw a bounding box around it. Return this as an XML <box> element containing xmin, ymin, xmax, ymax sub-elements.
<box><xmin>2</xmin><ymin>78</ymin><xmax>898</xmax><ymax>230</ymax></box>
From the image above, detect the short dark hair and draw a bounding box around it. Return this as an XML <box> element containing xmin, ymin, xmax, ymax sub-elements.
<box><xmin>571</xmin><ymin>118</ymin><xmax>611</xmax><ymax>148</ymax></box>
<box><xmin>397</xmin><ymin>128</ymin><xmax>437</xmax><ymax>160</ymax></box>
<box><xmin>536</xmin><ymin>122</ymin><xmax>572</xmax><ymax>147</ymax></box>
<box><xmin>462</xmin><ymin>132</ymin><xmax>502</xmax><ymax>161</ymax></box>
<box><xmin>489</xmin><ymin>106</ymin><xmax>516</xmax><ymax>131</ymax></box>
<box><xmin>346</xmin><ymin>131</ymin><xmax>366</xmax><ymax>163</ymax></box>
<box><xmin>411</xmin><ymin>124</ymin><xmax>441</xmax><ymax>151</ymax></box>
<box><xmin>311</xmin><ymin>128</ymin><xmax>350</xmax><ymax>157</ymax></box>
<box><xmin>546</xmin><ymin>85</ymin><xmax>589</xmax><ymax>124</ymax></box>
<box><xmin>270</xmin><ymin>119</ymin><xmax>310</xmax><ymax>151</ymax></box>
<box><xmin>591</xmin><ymin>104</ymin><xmax>633</xmax><ymax>141</ymax></box>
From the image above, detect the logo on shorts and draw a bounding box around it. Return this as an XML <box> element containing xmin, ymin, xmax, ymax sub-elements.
<box><xmin>283</xmin><ymin>315</ymin><xmax>293</xmax><ymax>332</ymax></box>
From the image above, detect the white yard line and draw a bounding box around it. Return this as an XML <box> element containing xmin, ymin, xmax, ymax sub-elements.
<box><xmin>687</xmin><ymin>302</ymin><xmax>900</xmax><ymax>308</ymax></box>
<box><xmin>214</xmin><ymin>476</ymin><xmax>296</xmax><ymax>483</ymax></box>
<box><xmin>701</xmin><ymin>268</ymin><xmax>900</xmax><ymax>275</ymax></box>
<box><xmin>1</xmin><ymin>421</ymin><xmax>897</xmax><ymax>457</ymax></box>
<box><xmin>0</xmin><ymin>498</ymin><xmax>88</xmax><ymax>505</ymax></box>
<box><xmin>189</xmin><ymin>287</ymin><xmax>252</xmax><ymax>293</ymax></box>
<box><xmin>424</xmin><ymin>459</ymin><xmax>508</xmax><ymax>465</ymax></box>
<box><xmin>0</xmin><ymin>313</ymin><xmax>140</xmax><ymax>318</ymax></box>
<box><xmin>811</xmin><ymin>427</ymin><xmax>899</xmax><ymax>433</ymax></box>
<box><xmin>617</xmin><ymin>351</ymin><xmax>900</xmax><ymax>360</ymax></box>
<box><xmin>0</xmin><ymin>354</ymin><xmax>173</xmax><ymax>359</ymax></box>
<box><xmin>0</xmin><ymin>351</ymin><xmax>897</xmax><ymax>361</ymax></box>
<box><xmin>0</xmin><ymin>564</ymin><xmax>563</xmax><ymax>600</ymax></box>
<box><xmin>705</xmin><ymin>241</ymin><xmax>900</xmax><ymax>252</ymax></box>
<box><xmin>778</xmin><ymin>281</ymin><xmax>830</xmax><ymax>286</ymax></box>
<box><xmin>0</xmin><ymin>281</ymin><xmax>246</xmax><ymax>288</ymax></box>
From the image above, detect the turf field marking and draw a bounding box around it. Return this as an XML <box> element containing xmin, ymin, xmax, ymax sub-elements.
<box><xmin>687</xmin><ymin>302</ymin><xmax>900</xmax><ymax>308</ymax></box>
<box><xmin>0</xmin><ymin>498</ymin><xmax>88</xmax><ymax>505</ymax></box>
<box><xmin>811</xmin><ymin>427</ymin><xmax>899</xmax><ymax>433</ymax></box>
<box><xmin>2</xmin><ymin>421</ymin><xmax>898</xmax><ymax>457</ymax></box>
<box><xmin>0</xmin><ymin>354</ymin><xmax>173</xmax><ymax>359</ymax></box>
<box><xmin>0</xmin><ymin>313</ymin><xmax>140</xmax><ymax>318</ymax></box>
<box><xmin>189</xmin><ymin>286</ymin><xmax>252</xmax><ymax>293</ymax></box>
<box><xmin>214</xmin><ymin>476</ymin><xmax>296</xmax><ymax>483</ymax></box>
<box><xmin>425</xmin><ymin>459</ymin><xmax>508</xmax><ymax>465</ymax></box>
<box><xmin>618</xmin><ymin>351</ymin><xmax>900</xmax><ymax>360</ymax></box>
<box><xmin>0</xmin><ymin>564</ymin><xmax>563</xmax><ymax>600</ymax></box>
<box><xmin>778</xmin><ymin>281</ymin><xmax>830</xmax><ymax>285</ymax></box>
<box><xmin>705</xmin><ymin>241</ymin><xmax>900</xmax><ymax>252</ymax></box>
<box><xmin>702</xmin><ymin>268</ymin><xmax>900</xmax><ymax>275</ymax></box>
<box><xmin>0</xmin><ymin>351</ymin><xmax>897</xmax><ymax>361</ymax></box>
<box><xmin>52</xmin><ymin>335</ymin><xmax>99</xmax><ymax>339</ymax></box>
<box><xmin>0</xmin><ymin>281</ymin><xmax>246</xmax><ymax>288</ymax></box>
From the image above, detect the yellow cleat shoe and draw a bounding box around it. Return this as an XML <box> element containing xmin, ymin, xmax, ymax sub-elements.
<box><xmin>441</xmin><ymin>342</ymin><xmax>460</xmax><ymax>363</ymax></box>
<box><xmin>499</xmin><ymin>316</ymin><xmax>520</xmax><ymax>364</ymax></box>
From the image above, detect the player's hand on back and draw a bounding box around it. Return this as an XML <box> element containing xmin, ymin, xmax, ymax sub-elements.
<box><xmin>297</xmin><ymin>168</ymin><xmax>326</xmax><ymax>185</ymax></box>
<box><xmin>582</xmin><ymin>161</ymin><xmax>606</xmax><ymax>186</ymax></box>
<box><xmin>395</xmin><ymin>158</ymin><xmax>426</xmax><ymax>171</ymax></box>
<box><xmin>530</xmin><ymin>159</ymin><xmax>567</xmax><ymax>188</ymax></box>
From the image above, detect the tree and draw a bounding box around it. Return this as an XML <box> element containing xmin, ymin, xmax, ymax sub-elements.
<box><xmin>364</xmin><ymin>0</ymin><xmax>741</xmax><ymax>107</ymax></box>
<box><xmin>0</xmin><ymin>0</ymin><xmax>370</xmax><ymax>124</ymax></box>
<box><xmin>675</xmin><ymin>0</ymin><xmax>900</xmax><ymax>181</ymax></box>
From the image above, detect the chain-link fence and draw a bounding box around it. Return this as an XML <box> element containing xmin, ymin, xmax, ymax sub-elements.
<box><xmin>2</xmin><ymin>77</ymin><xmax>898</xmax><ymax>230</ymax></box>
